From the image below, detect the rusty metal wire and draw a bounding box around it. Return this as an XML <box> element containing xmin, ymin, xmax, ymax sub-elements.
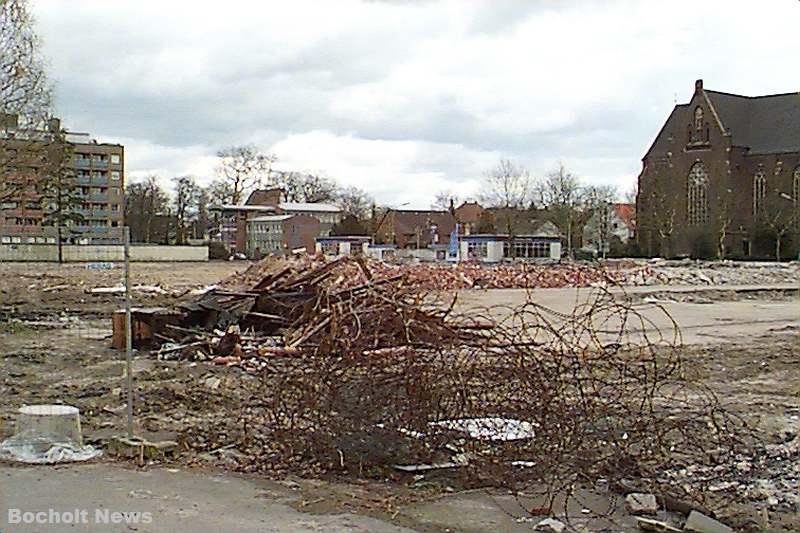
<box><xmin>166</xmin><ymin>256</ymin><xmax>753</xmax><ymax>523</ymax></box>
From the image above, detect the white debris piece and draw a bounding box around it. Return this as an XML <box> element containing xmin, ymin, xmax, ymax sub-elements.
<box><xmin>534</xmin><ymin>518</ymin><xmax>565</xmax><ymax>532</ymax></box>
<box><xmin>429</xmin><ymin>417</ymin><xmax>536</xmax><ymax>441</ymax></box>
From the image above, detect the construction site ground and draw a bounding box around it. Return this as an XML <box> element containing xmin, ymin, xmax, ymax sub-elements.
<box><xmin>1</xmin><ymin>260</ymin><xmax>799</xmax><ymax>532</ymax></box>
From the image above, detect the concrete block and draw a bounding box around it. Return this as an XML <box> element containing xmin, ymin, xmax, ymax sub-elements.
<box><xmin>106</xmin><ymin>436</ymin><xmax>178</xmax><ymax>461</ymax></box>
<box><xmin>625</xmin><ymin>492</ymin><xmax>658</xmax><ymax>515</ymax></box>
<box><xmin>683</xmin><ymin>511</ymin><xmax>732</xmax><ymax>533</ymax></box>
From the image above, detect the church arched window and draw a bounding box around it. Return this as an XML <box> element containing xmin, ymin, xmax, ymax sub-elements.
<box><xmin>687</xmin><ymin>162</ymin><xmax>708</xmax><ymax>226</ymax></box>
<box><xmin>753</xmin><ymin>169</ymin><xmax>767</xmax><ymax>217</ymax></box>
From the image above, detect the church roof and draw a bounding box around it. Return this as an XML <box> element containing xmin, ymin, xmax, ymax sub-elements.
<box><xmin>706</xmin><ymin>90</ymin><xmax>800</xmax><ymax>154</ymax></box>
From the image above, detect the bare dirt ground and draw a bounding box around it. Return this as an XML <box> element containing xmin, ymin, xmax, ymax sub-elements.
<box><xmin>0</xmin><ymin>261</ymin><xmax>244</xmax><ymax>317</ymax></box>
<box><xmin>1</xmin><ymin>261</ymin><xmax>799</xmax><ymax>532</ymax></box>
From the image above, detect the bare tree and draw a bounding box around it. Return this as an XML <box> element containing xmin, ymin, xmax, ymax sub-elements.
<box><xmin>295</xmin><ymin>172</ymin><xmax>337</xmax><ymax>203</ymax></box>
<box><xmin>539</xmin><ymin>164</ymin><xmax>588</xmax><ymax>258</ymax></box>
<box><xmin>1</xmin><ymin>0</ymin><xmax>55</xmax><ymax>204</ymax></box>
<box><xmin>193</xmin><ymin>187</ymin><xmax>211</xmax><ymax>239</ymax></box>
<box><xmin>479</xmin><ymin>160</ymin><xmax>534</xmax><ymax>253</ymax></box>
<box><xmin>623</xmin><ymin>182</ymin><xmax>638</xmax><ymax>205</ymax></box>
<box><xmin>207</xmin><ymin>178</ymin><xmax>235</xmax><ymax>205</ymax></box>
<box><xmin>269</xmin><ymin>170</ymin><xmax>337</xmax><ymax>203</ymax></box>
<box><xmin>336</xmin><ymin>185</ymin><xmax>373</xmax><ymax>220</ymax></box>
<box><xmin>758</xmin><ymin>193</ymin><xmax>797</xmax><ymax>261</ymax></box>
<box><xmin>432</xmin><ymin>190</ymin><xmax>459</xmax><ymax>213</ymax></box>
<box><xmin>581</xmin><ymin>184</ymin><xmax>618</xmax><ymax>258</ymax></box>
<box><xmin>644</xmin><ymin>178</ymin><xmax>676</xmax><ymax>258</ymax></box>
<box><xmin>172</xmin><ymin>176</ymin><xmax>200</xmax><ymax>244</ymax></box>
<box><xmin>480</xmin><ymin>159</ymin><xmax>531</xmax><ymax>209</ymax></box>
<box><xmin>0</xmin><ymin>0</ymin><xmax>52</xmax><ymax>122</ymax></box>
<box><xmin>215</xmin><ymin>145</ymin><xmax>276</xmax><ymax>204</ymax></box>
<box><xmin>125</xmin><ymin>176</ymin><xmax>168</xmax><ymax>242</ymax></box>
<box><xmin>715</xmin><ymin>187</ymin><xmax>734</xmax><ymax>259</ymax></box>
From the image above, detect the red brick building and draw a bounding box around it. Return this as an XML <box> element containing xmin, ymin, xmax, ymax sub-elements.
<box><xmin>637</xmin><ymin>80</ymin><xmax>800</xmax><ymax>258</ymax></box>
<box><xmin>373</xmin><ymin>209</ymin><xmax>456</xmax><ymax>248</ymax></box>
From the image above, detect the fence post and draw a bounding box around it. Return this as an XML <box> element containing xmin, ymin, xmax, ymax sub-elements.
<box><xmin>124</xmin><ymin>226</ymin><xmax>134</xmax><ymax>439</ymax></box>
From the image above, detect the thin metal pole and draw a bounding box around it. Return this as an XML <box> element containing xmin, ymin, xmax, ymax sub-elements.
<box><xmin>124</xmin><ymin>226</ymin><xmax>133</xmax><ymax>439</ymax></box>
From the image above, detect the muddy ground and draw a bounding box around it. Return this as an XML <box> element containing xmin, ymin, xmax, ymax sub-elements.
<box><xmin>1</xmin><ymin>261</ymin><xmax>799</xmax><ymax>531</ymax></box>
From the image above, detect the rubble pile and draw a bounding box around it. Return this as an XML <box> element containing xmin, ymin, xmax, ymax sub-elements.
<box><xmin>365</xmin><ymin>261</ymin><xmax>654</xmax><ymax>290</ymax></box>
<box><xmin>152</xmin><ymin>255</ymin><xmax>482</xmax><ymax>368</ymax></box>
<box><xmin>647</xmin><ymin>260</ymin><xmax>800</xmax><ymax>286</ymax></box>
<box><xmin>140</xmin><ymin>256</ymin><xmax>758</xmax><ymax>525</ymax></box>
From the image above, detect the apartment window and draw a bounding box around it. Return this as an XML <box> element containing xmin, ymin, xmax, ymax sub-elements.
<box><xmin>92</xmin><ymin>171</ymin><xmax>106</xmax><ymax>179</ymax></box>
<box><xmin>110</xmin><ymin>187</ymin><xmax>119</xmax><ymax>195</ymax></box>
<box><xmin>0</xmin><ymin>201</ymin><xmax>17</xmax><ymax>209</ymax></box>
<box><xmin>111</xmin><ymin>204</ymin><xmax>119</xmax><ymax>212</ymax></box>
<box><xmin>11</xmin><ymin>236</ymin><xmax>21</xmax><ymax>243</ymax></box>
<box><xmin>687</xmin><ymin>162</ymin><xmax>709</xmax><ymax>226</ymax></box>
<box><xmin>111</xmin><ymin>154</ymin><xmax>120</xmax><ymax>165</ymax></box>
<box><xmin>111</xmin><ymin>171</ymin><xmax>120</xmax><ymax>180</ymax></box>
<box><xmin>25</xmin><ymin>201</ymin><xmax>39</xmax><ymax>209</ymax></box>
<box><xmin>46</xmin><ymin>237</ymin><xmax>56</xmax><ymax>244</ymax></box>
<box><xmin>1</xmin><ymin>236</ymin><xmax>10</xmax><ymax>244</ymax></box>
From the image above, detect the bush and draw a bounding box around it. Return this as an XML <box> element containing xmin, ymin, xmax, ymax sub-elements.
<box><xmin>208</xmin><ymin>241</ymin><xmax>230</xmax><ymax>260</ymax></box>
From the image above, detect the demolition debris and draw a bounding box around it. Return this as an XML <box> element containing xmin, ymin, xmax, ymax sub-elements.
<box><xmin>110</xmin><ymin>255</ymin><xmax>756</xmax><ymax>529</ymax></box>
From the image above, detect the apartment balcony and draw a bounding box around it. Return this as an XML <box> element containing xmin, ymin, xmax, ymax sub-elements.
<box><xmin>1</xmin><ymin>224</ymin><xmax>46</xmax><ymax>236</ymax></box>
<box><xmin>93</xmin><ymin>160</ymin><xmax>109</xmax><ymax>169</ymax></box>
<box><xmin>73</xmin><ymin>158</ymin><xmax>92</xmax><ymax>168</ymax></box>
<box><xmin>73</xmin><ymin>226</ymin><xmax>109</xmax><ymax>234</ymax></box>
<box><xmin>75</xmin><ymin>175</ymin><xmax>91</xmax><ymax>184</ymax></box>
<box><xmin>89</xmin><ymin>193</ymin><xmax>108</xmax><ymax>202</ymax></box>
<box><xmin>89</xmin><ymin>210</ymin><xmax>109</xmax><ymax>218</ymax></box>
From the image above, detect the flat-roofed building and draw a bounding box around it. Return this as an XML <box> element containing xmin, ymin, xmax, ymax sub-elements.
<box><xmin>247</xmin><ymin>213</ymin><xmax>320</xmax><ymax>257</ymax></box>
<box><xmin>1</xmin><ymin>113</ymin><xmax>124</xmax><ymax>244</ymax></box>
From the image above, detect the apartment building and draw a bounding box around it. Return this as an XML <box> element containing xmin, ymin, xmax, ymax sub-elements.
<box><xmin>0</xmin><ymin>113</ymin><xmax>124</xmax><ymax>244</ymax></box>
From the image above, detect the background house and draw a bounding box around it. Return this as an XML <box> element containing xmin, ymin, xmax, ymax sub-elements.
<box><xmin>582</xmin><ymin>202</ymin><xmax>636</xmax><ymax>255</ymax></box>
<box><xmin>373</xmin><ymin>209</ymin><xmax>456</xmax><ymax>248</ymax></box>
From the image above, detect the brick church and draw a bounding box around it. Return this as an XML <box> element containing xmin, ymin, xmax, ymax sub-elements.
<box><xmin>636</xmin><ymin>80</ymin><xmax>800</xmax><ymax>259</ymax></box>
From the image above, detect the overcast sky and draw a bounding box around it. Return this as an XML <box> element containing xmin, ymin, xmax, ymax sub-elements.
<box><xmin>31</xmin><ymin>0</ymin><xmax>800</xmax><ymax>207</ymax></box>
